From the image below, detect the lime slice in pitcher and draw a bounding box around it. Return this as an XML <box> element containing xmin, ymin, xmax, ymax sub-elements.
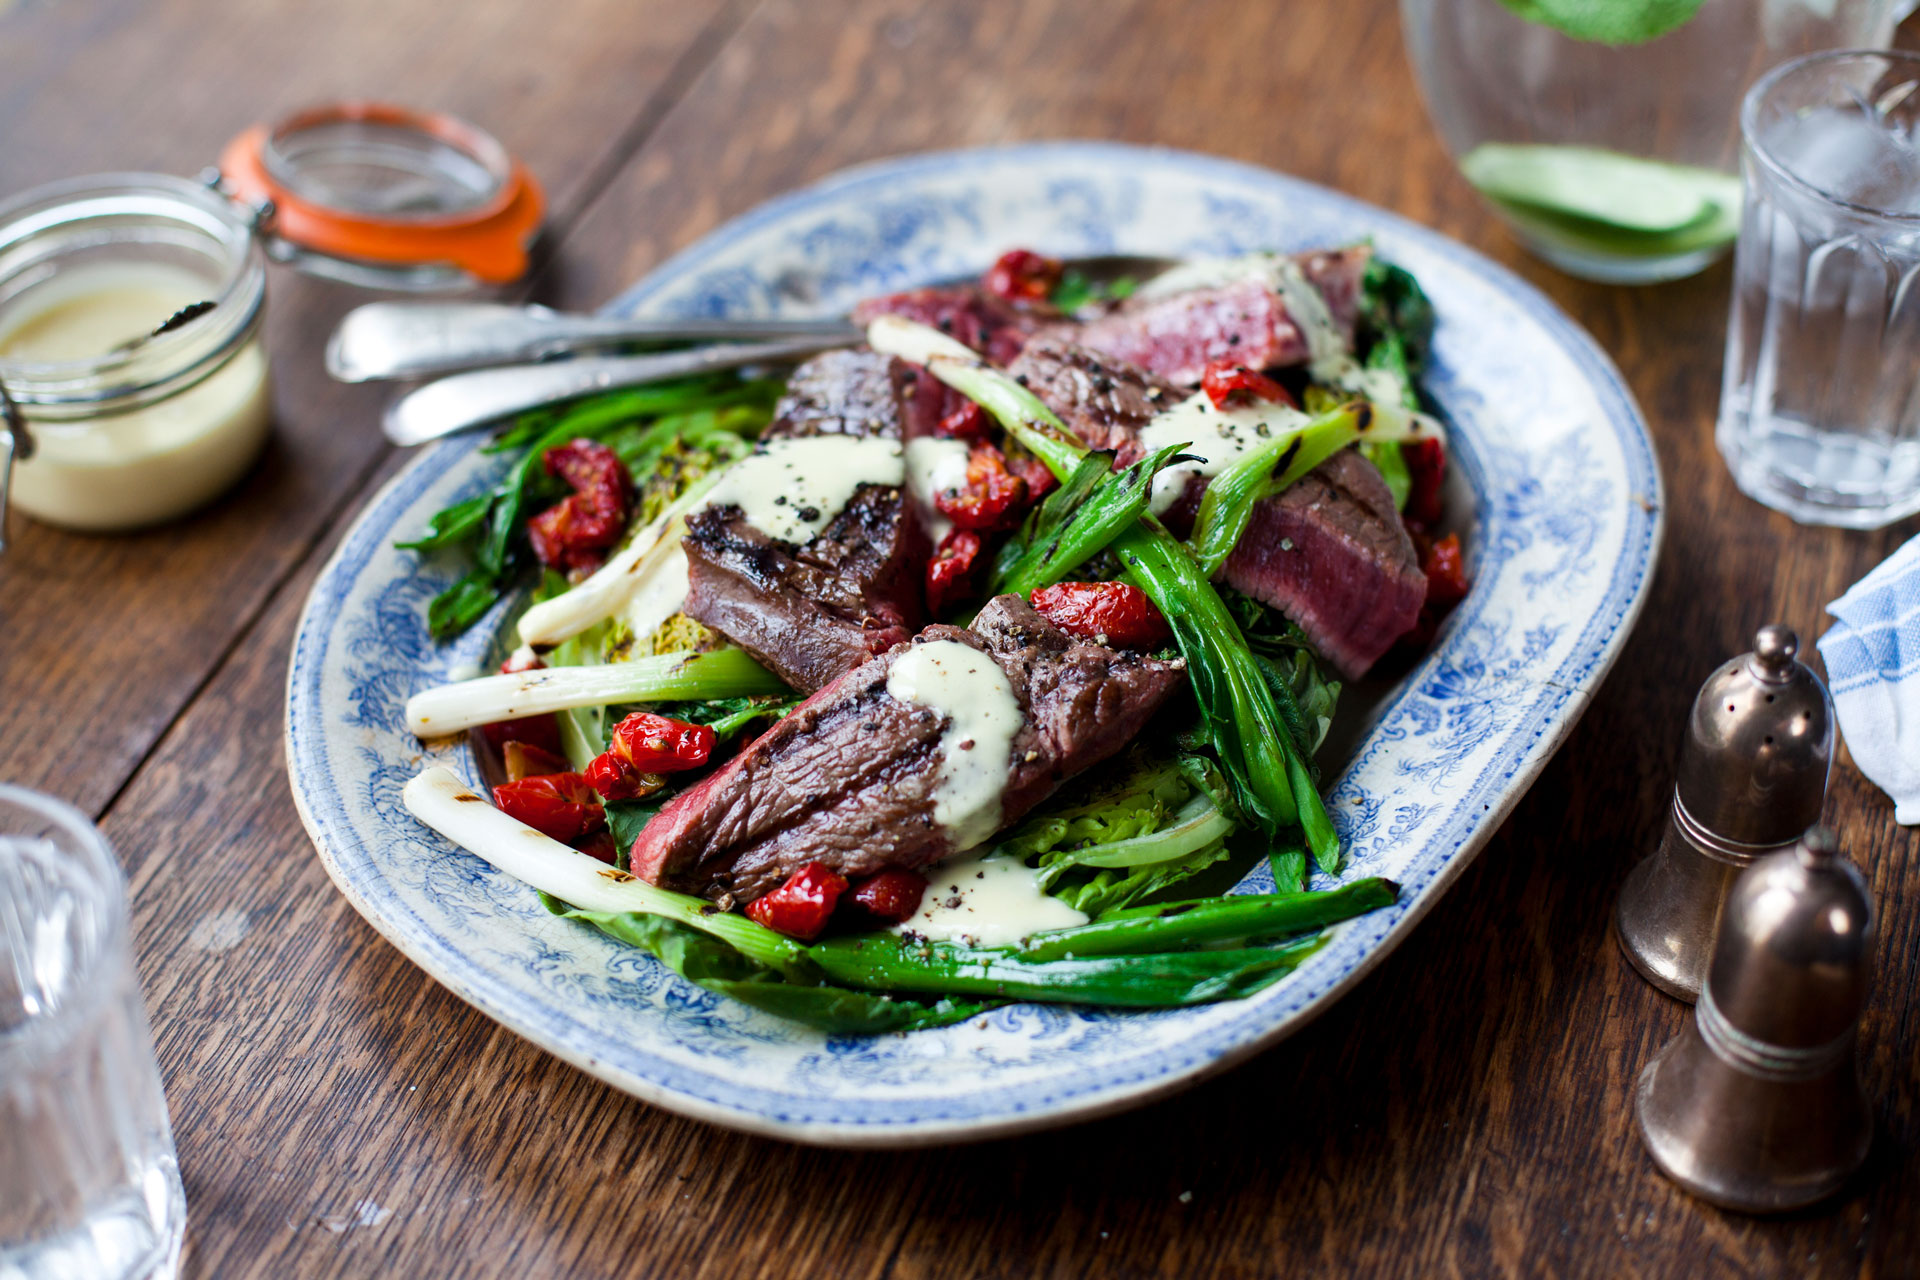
<box><xmin>1461</xmin><ymin>143</ymin><xmax>1743</xmax><ymax>260</ymax></box>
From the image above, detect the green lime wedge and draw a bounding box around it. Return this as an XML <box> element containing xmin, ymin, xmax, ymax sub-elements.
<box><xmin>1461</xmin><ymin>143</ymin><xmax>1741</xmax><ymax>234</ymax></box>
<box><xmin>1495</xmin><ymin>193</ymin><xmax>1741</xmax><ymax>260</ymax></box>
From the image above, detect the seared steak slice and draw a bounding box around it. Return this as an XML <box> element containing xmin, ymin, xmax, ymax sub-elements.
<box><xmin>628</xmin><ymin>595</ymin><xmax>1186</xmax><ymax>902</ymax></box>
<box><xmin>762</xmin><ymin>347</ymin><xmax>900</xmax><ymax>441</ymax></box>
<box><xmin>1006</xmin><ymin>335</ymin><xmax>1179</xmax><ymax>458</ymax></box>
<box><xmin>1214</xmin><ymin>451</ymin><xmax>1425</xmax><ymax>679</ymax></box>
<box><xmin>852</xmin><ymin>285</ymin><xmax>1035</xmax><ymax>364</ymax></box>
<box><xmin>1058</xmin><ymin>247</ymin><xmax>1371</xmax><ymax>386</ymax></box>
<box><xmin>683</xmin><ymin>488</ymin><xmax>926</xmax><ymax>693</ymax></box>
<box><xmin>682</xmin><ymin>349</ymin><xmax>926</xmax><ymax>692</ymax></box>
<box><xmin>889</xmin><ymin>357</ymin><xmax>971</xmax><ymax>444</ymax></box>
<box><xmin>1014</xmin><ymin>341</ymin><xmax>1423</xmax><ymax>678</ymax></box>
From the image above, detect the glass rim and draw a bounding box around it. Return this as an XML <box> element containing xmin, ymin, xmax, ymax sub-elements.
<box><xmin>1742</xmin><ymin>47</ymin><xmax>1920</xmax><ymax>225</ymax></box>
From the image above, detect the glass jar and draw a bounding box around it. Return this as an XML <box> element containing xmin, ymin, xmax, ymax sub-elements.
<box><xmin>0</xmin><ymin>173</ymin><xmax>271</xmax><ymax>531</ymax></box>
<box><xmin>1401</xmin><ymin>0</ymin><xmax>1914</xmax><ymax>283</ymax></box>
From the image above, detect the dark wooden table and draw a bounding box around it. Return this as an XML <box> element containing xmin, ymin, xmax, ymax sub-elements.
<box><xmin>3</xmin><ymin>1</ymin><xmax>1915</xmax><ymax>1274</ymax></box>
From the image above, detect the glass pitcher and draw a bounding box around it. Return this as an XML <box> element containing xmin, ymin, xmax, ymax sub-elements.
<box><xmin>1402</xmin><ymin>0</ymin><xmax>1916</xmax><ymax>282</ymax></box>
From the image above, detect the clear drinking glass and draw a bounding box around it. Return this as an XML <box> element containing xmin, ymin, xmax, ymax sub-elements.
<box><xmin>1401</xmin><ymin>0</ymin><xmax>1912</xmax><ymax>283</ymax></box>
<box><xmin>0</xmin><ymin>786</ymin><xmax>185</xmax><ymax>1280</ymax></box>
<box><xmin>1719</xmin><ymin>50</ymin><xmax>1920</xmax><ymax>528</ymax></box>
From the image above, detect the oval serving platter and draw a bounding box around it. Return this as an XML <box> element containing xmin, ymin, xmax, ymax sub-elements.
<box><xmin>286</xmin><ymin>142</ymin><xmax>1661</xmax><ymax>1147</ymax></box>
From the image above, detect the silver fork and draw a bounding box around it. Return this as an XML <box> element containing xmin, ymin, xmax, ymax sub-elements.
<box><xmin>352</xmin><ymin>255</ymin><xmax>1176</xmax><ymax>447</ymax></box>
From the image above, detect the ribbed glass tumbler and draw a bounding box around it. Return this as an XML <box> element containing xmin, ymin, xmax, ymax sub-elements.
<box><xmin>1719</xmin><ymin>50</ymin><xmax>1920</xmax><ymax>527</ymax></box>
<box><xmin>0</xmin><ymin>785</ymin><xmax>184</xmax><ymax>1280</ymax></box>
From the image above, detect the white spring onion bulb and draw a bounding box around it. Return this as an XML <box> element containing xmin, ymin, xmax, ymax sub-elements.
<box><xmin>403</xmin><ymin>766</ymin><xmax>645</xmax><ymax>911</ymax></box>
<box><xmin>404</xmin><ymin>647</ymin><xmax>782</xmax><ymax>737</ymax></box>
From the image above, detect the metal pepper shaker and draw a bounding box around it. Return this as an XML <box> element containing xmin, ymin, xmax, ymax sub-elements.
<box><xmin>1616</xmin><ymin>625</ymin><xmax>1833</xmax><ymax>1001</ymax></box>
<box><xmin>1636</xmin><ymin>829</ymin><xmax>1874</xmax><ymax>1212</ymax></box>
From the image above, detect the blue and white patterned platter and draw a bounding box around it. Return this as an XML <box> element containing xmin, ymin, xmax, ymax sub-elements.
<box><xmin>286</xmin><ymin>143</ymin><xmax>1662</xmax><ymax>1147</ymax></box>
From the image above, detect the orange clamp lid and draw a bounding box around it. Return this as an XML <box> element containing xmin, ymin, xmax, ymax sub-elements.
<box><xmin>219</xmin><ymin>102</ymin><xmax>543</xmax><ymax>286</ymax></box>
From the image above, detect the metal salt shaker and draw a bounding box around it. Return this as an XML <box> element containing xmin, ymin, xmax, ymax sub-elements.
<box><xmin>1636</xmin><ymin>829</ymin><xmax>1874</xmax><ymax>1212</ymax></box>
<box><xmin>1616</xmin><ymin>625</ymin><xmax>1833</xmax><ymax>1001</ymax></box>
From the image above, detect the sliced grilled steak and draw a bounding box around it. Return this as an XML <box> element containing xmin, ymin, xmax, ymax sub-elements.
<box><xmin>760</xmin><ymin>347</ymin><xmax>899</xmax><ymax>441</ymax></box>
<box><xmin>628</xmin><ymin>595</ymin><xmax>1186</xmax><ymax>902</ymax></box>
<box><xmin>683</xmin><ymin>488</ymin><xmax>927</xmax><ymax>693</ymax></box>
<box><xmin>1011</xmin><ymin>338</ymin><xmax>1423</xmax><ymax>678</ymax></box>
<box><xmin>1006</xmin><ymin>334</ymin><xmax>1178</xmax><ymax>458</ymax></box>
<box><xmin>889</xmin><ymin>356</ymin><xmax>971</xmax><ymax>444</ymax></box>
<box><xmin>681</xmin><ymin>349</ymin><xmax>926</xmax><ymax>693</ymax></box>
<box><xmin>1212</xmin><ymin>451</ymin><xmax>1426</xmax><ymax>678</ymax></box>
<box><xmin>1057</xmin><ymin>247</ymin><xmax>1371</xmax><ymax>386</ymax></box>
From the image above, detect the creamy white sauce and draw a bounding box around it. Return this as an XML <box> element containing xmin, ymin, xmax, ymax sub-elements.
<box><xmin>1270</xmin><ymin>258</ymin><xmax>1347</xmax><ymax>380</ymax></box>
<box><xmin>903</xmin><ymin>435</ymin><xmax>970</xmax><ymax>544</ymax></box>
<box><xmin>892</xmin><ymin>851</ymin><xmax>1087</xmax><ymax>947</ymax></box>
<box><xmin>885</xmin><ymin>638</ymin><xmax>1022</xmax><ymax>852</ymax></box>
<box><xmin>1134</xmin><ymin>390</ymin><xmax>1309</xmax><ymax>515</ymax></box>
<box><xmin>699</xmin><ymin>435</ymin><xmax>904</xmax><ymax>546</ymax></box>
<box><xmin>616</xmin><ymin>543</ymin><xmax>691</xmax><ymax>645</ymax></box>
<box><xmin>1</xmin><ymin>262</ymin><xmax>272</xmax><ymax>531</ymax></box>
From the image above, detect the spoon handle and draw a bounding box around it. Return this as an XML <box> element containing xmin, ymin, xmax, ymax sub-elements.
<box><xmin>0</xmin><ymin>378</ymin><xmax>32</xmax><ymax>555</ymax></box>
<box><xmin>331</xmin><ymin>302</ymin><xmax>862</xmax><ymax>383</ymax></box>
<box><xmin>381</xmin><ymin>336</ymin><xmax>839</xmax><ymax>447</ymax></box>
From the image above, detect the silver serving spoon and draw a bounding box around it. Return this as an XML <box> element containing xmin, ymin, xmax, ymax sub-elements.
<box><xmin>331</xmin><ymin>304</ymin><xmax>862</xmax><ymax>383</ymax></box>
<box><xmin>370</xmin><ymin>255</ymin><xmax>1176</xmax><ymax>447</ymax></box>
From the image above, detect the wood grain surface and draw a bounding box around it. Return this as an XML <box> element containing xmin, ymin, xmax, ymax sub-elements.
<box><xmin>1</xmin><ymin>0</ymin><xmax>1915</xmax><ymax>1276</ymax></box>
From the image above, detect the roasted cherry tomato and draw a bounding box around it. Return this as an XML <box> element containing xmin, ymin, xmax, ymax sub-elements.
<box><xmin>1200</xmin><ymin>359</ymin><xmax>1295</xmax><ymax>412</ymax></box>
<box><xmin>1001</xmin><ymin>440</ymin><xmax>1059</xmax><ymax>502</ymax></box>
<box><xmin>984</xmin><ymin>249</ymin><xmax>1063</xmax><ymax>304</ymax></box>
<box><xmin>502</xmin><ymin>741</ymin><xmax>572</xmax><ymax>782</ymax></box>
<box><xmin>936</xmin><ymin>398</ymin><xmax>990</xmax><ymax>440</ymax></box>
<box><xmin>845</xmin><ymin>868</ymin><xmax>927</xmax><ymax>924</ymax></box>
<box><xmin>1421</xmin><ymin>532</ymin><xmax>1469</xmax><ymax>608</ymax></box>
<box><xmin>610</xmin><ymin>712</ymin><xmax>715</xmax><ymax>773</ymax></box>
<box><xmin>1402</xmin><ymin>437</ymin><xmax>1446</xmax><ymax>529</ymax></box>
<box><xmin>585</xmin><ymin>711</ymin><xmax>711</xmax><ymax>801</ymax></box>
<box><xmin>528</xmin><ymin>439</ymin><xmax>632</xmax><ymax>574</ymax></box>
<box><xmin>934</xmin><ymin>441</ymin><xmax>1028</xmax><ymax>531</ymax></box>
<box><xmin>745</xmin><ymin>862</ymin><xmax>851</xmax><ymax>941</ymax></box>
<box><xmin>1030</xmin><ymin>581</ymin><xmax>1174</xmax><ymax>650</ymax></box>
<box><xmin>926</xmin><ymin>529</ymin><xmax>984</xmax><ymax>617</ymax></box>
<box><xmin>492</xmin><ymin>772</ymin><xmax>605</xmax><ymax>845</ymax></box>
<box><xmin>583</xmin><ymin>752</ymin><xmax>666</xmax><ymax>802</ymax></box>
<box><xmin>583</xmin><ymin>710</ymin><xmax>714</xmax><ymax>802</ymax></box>
<box><xmin>478</xmin><ymin>655</ymin><xmax>566</xmax><ymax>757</ymax></box>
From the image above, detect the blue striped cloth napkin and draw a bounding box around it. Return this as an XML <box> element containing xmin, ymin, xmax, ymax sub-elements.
<box><xmin>1818</xmin><ymin>532</ymin><xmax>1920</xmax><ymax>825</ymax></box>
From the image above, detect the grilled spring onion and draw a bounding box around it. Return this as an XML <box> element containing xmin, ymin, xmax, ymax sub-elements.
<box><xmin>991</xmin><ymin>442</ymin><xmax>1194</xmax><ymax>598</ymax></box>
<box><xmin>404</xmin><ymin>766</ymin><xmax>1379</xmax><ymax>1009</ymax></box>
<box><xmin>867</xmin><ymin>316</ymin><xmax>1341</xmax><ymax>870</ymax></box>
<box><xmin>404</xmin><ymin>647</ymin><xmax>785</xmax><ymax>738</ymax></box>
<box><xmin>1018</xmin><ymin>877</ymin><xmax>1396</xmax><ymax>961</ymax></box>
